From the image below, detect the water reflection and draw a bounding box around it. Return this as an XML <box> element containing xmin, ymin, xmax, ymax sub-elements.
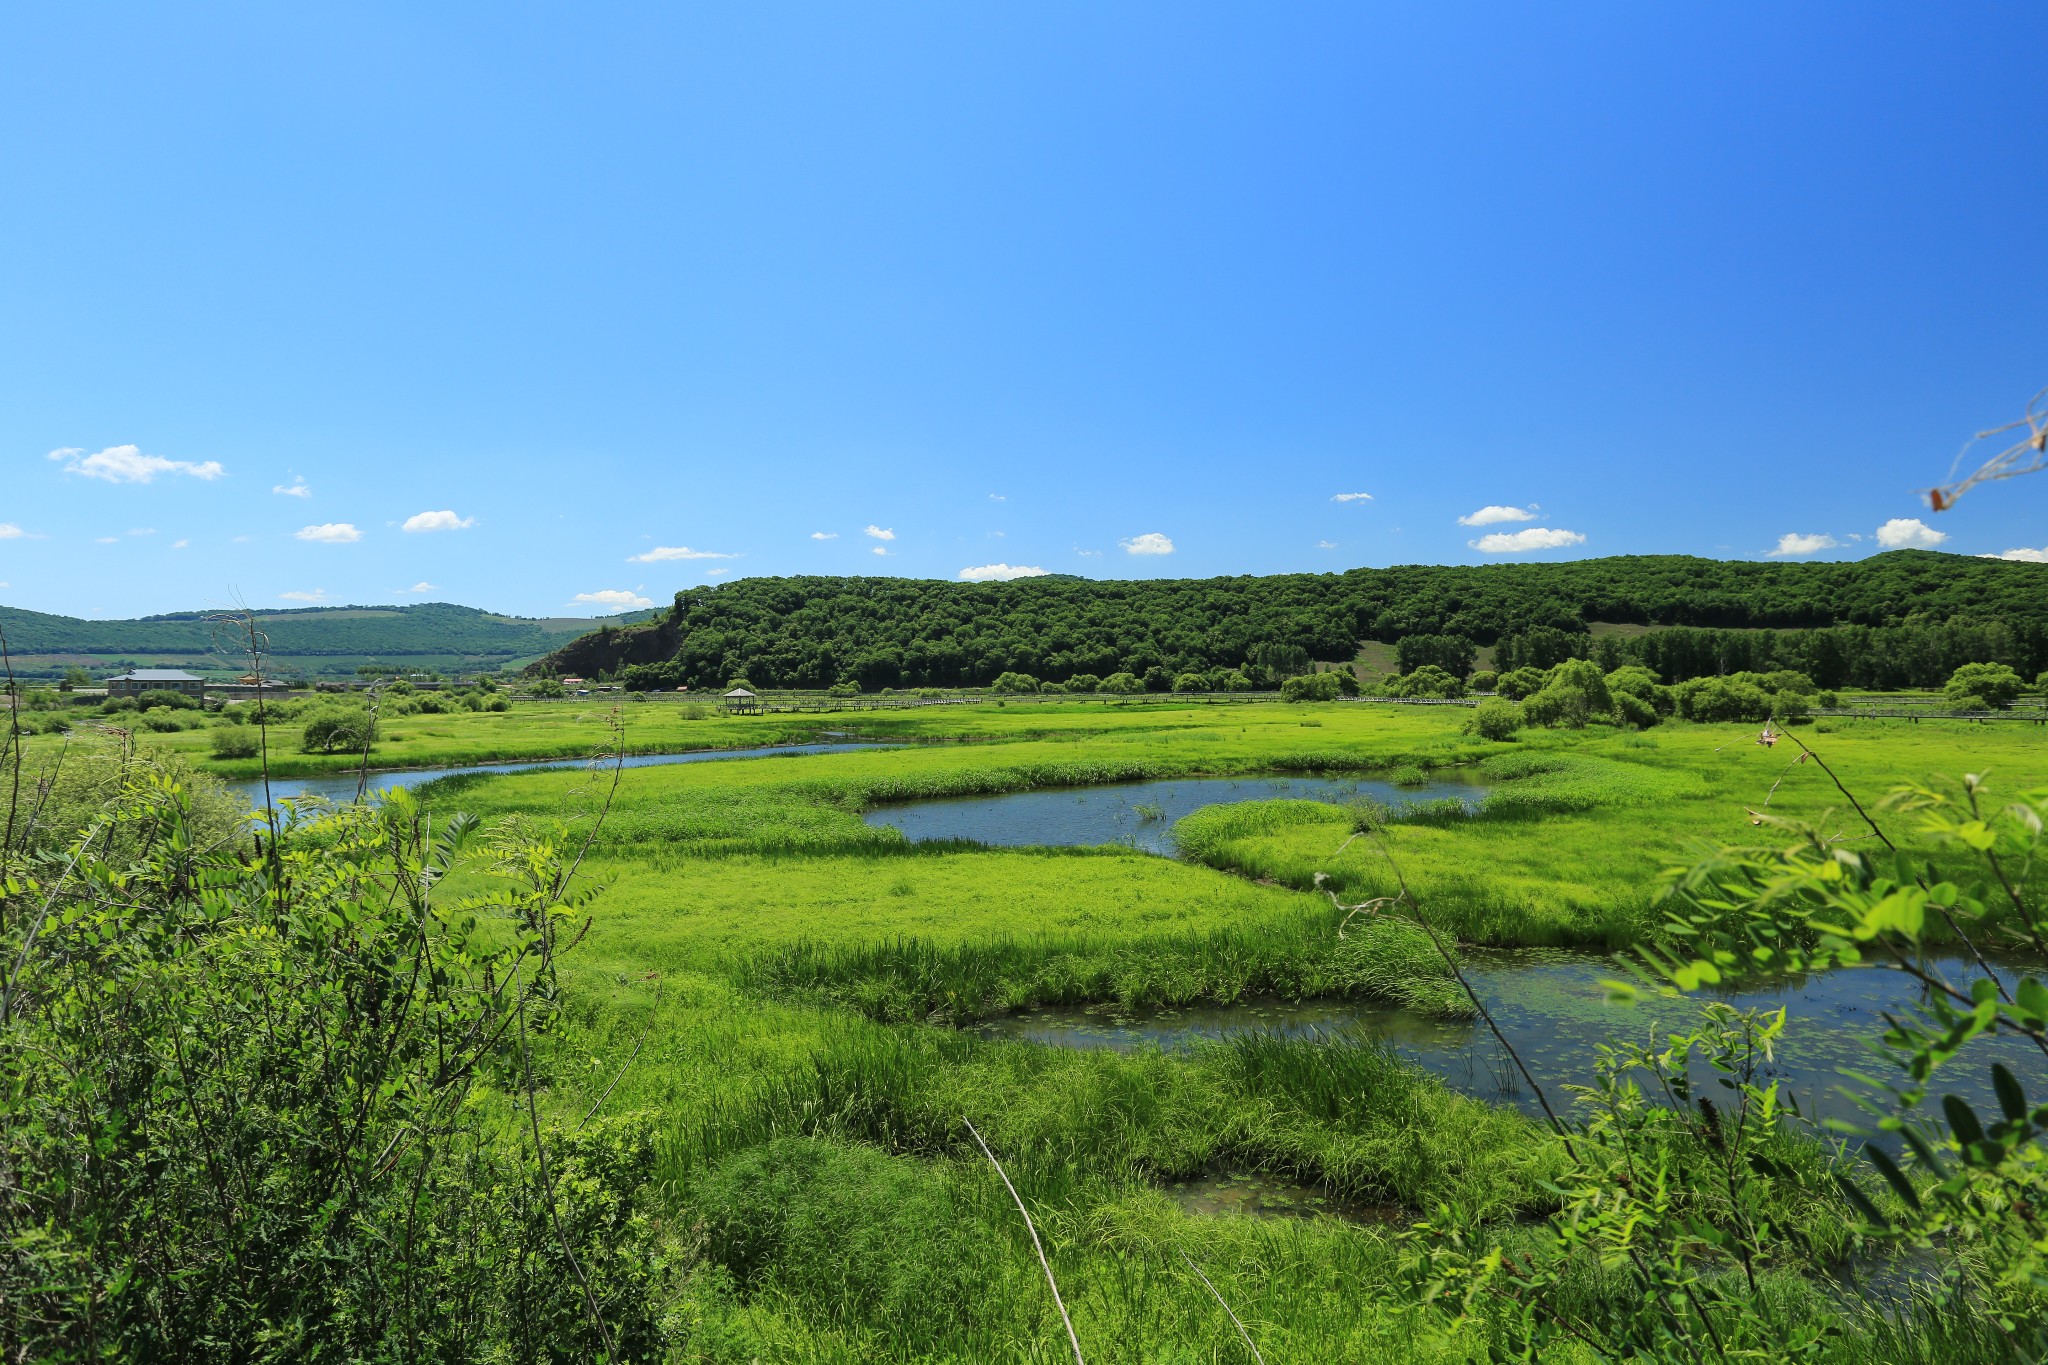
<box><xmin>231</xmin><ymin>741</ymin><xmax>899</xmax><ymax>808</ymax></box>
<box><xmin>977</xmin><ymin>950</ymin><xmax>2047</xmax><ymax>1138</ymax></box>
<box><xmin>864</xmin><ymin>774</ymin><xmax>1481</xmax><ymax>855</ymax></box>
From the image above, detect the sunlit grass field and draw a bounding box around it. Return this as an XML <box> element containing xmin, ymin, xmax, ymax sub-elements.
<box><xmin>200</xmin><ymin>703</ymin><xmax>2048</xmax><ymax>1357</ymax></box>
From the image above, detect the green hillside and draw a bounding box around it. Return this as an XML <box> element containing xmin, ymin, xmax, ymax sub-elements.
<box><xmin>537</xmin><ymin>551</ymin><xmax>2048</xmax><ymax>691</ymax></box>
<box><xmin>0</xmin><ymin>601</ymin><xmax>657</xmax><ymax>680</ymax></box>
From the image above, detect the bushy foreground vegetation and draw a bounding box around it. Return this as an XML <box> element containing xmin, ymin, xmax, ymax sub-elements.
<box><xmin>7</xmin><ymin>692</ymin><xmax>2048</xmax><ymax>1360</ymax></box>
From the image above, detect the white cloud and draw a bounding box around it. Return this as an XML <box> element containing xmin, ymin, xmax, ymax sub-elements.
<box><xmin>273</xmin><ymin>479</ymin><xmax>311</xmax><ymax>498</ymax></box>
<box><xmin>570</xmin><ymin>589</ymin><xmax>653</xmax><ymax>609</ymax></box>
<box><xmin>1458</xmin><ymin>504</ymin><xmax>1539</xmax><ymax>527</ymax></box>
<box><xmin>1120</xmin><ymin>532</ymin><xmax>1175</xmax><ymax>556</ymax></box>
<box><xmin>127</xmin><ymin>527</ymin><xmax>155</xmax><ymax>537</ymax></box>
<box><xmin>1075</xmin><ymin>546</ymin><xmax>1103</xmax><ymax>557</ymax></box>
<box><xmin>171</xmin><ymin>538</ymin><xmax>190</xmax><ymax>549</ymax></box>
<box><xmin>1331</xmin><ymin>492</ymin><xmax>1373</xmax><ymax>503</ymax></box>
<box><xmin>1765</xmin><ymin>532</ymin><xmax>1837</xmax><ymax>558</ymax></box>
<box><xmin>959</xmin><ymin>563</ymin><xmax>1050</xmax><ymax>581</ymax></box>
<box><xmin>1981</xmin><ymin>547</ymin><xmax>2048</xmax><ymax>563</ymax></box>
<box><xmin>48</xmin><ymin>444</ymin><xmax>226</xmax><ymax>483</ymax></box>
<box><xmin>0</xmin><ymin>524</ymin><xmax>23</xmax><ymax>539</ymax></box>
<box><xmin>864</xmin><ymin>525</ymin><xmax>896</xmax><ymax>541</ymax></box>
<box><xmin>811</xmin><ymin>531</ymin><xmax>839</xmax><ymax>540</ymax></box>
<box><xmin>279</xmin><ymin>589</ymin><xmax>327</xmax><ymax>602</ymax></box>
<box><xmin>399</xmin><ymin>581</ymin><xmax>436</xmax><ymax>592</ymax></box>
<box><xmin>627</xmin><ymin>544</ymin><xmax>738</xmax><ymax>563</ymax></box>
<box><xmin>1470</xmin><ymin>527</ymin><xmax>1587</xmax><ymax>553</ymax></box>
<box><xmin>296</xmin><ymin>523</ymin><xmax>362</xmax><ymax>544</ymax></box>
<box><xmin>871</xmin><ymin>545</ymin><xmax>890</xmax><ymax>556</ymax></box>
<box><xmin>1875</xmin><ymin>517</ymin><xmax>1948</xmax><ymax>550</ymax></box>
<box><xmin>707</xmin><ymin>568</ymin><xmax>731</xmax><ymax>577</ymax></box>
<box><xmin>402</xmin><ymin>509</ymin><xmax>475</xmax><ymax>533</ymax></box>
<box><xmin>94</xmin><ymin>536</ymin><xmax>118</xmax><ymax>544</ymax></box>
<box><xmin>989</xmin><ymin>493</ymin><xmax>1006</xmax><ymax>502</ymax></box>
<box><xmin>1317</xmin><ymin>540</ymin><xmax>1338</xmax><ymax>549</ymax></box>
<box><xmin>232</xmin><ymin>535</ymin><xmax>252</xmax><ymax>543</ymax></box>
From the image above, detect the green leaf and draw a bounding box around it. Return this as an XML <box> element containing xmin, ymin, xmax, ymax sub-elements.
<box><xmin>1835</xmin><ymin>1173</ymin><xmax>1890</xmax><ymax>1230</ymax></box>
<box><xmin>1992</xmin><ymin>1064</ymin><xmax>2028</xmax><ymax>1126</ymax></box>
<box><xmin>1863</xmin><ymin>1145</ymin><xmax>1921</xmax><ymax>1212</ymax></box>
<box><xmin>1941</xmin><ymin>1095</ymin><xmax>1985</xmax><ymax>1149</ymax></box>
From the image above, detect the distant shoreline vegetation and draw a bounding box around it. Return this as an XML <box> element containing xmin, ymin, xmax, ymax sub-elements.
<box><xmin>536</xmin><ymin>550</ymin><xmax>2048</xmax><ymax>693</ymax></box>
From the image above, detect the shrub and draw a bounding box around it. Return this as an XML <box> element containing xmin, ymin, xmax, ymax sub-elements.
<box><xmin>1521</xmin><ymin>684</ymin><xmax>1590</xmax><ymax>729</ymax></box>
<box><xmin>1387</xmin><ymin>665</ymin><xmax>1465</xmax><ymax>699</ymax></box>
<box><xmin>137</xmin><ymin>709</ymin><xmax>192</xmax><ymax>733</ymax></box>
<box><xmin>827</xmin><ymin>679</ymin><xmax>860</xmax><ymax>696</ymax></box>
<box><xmin>1280</xmin><ymin>672</ymin><xmax>1342</xmax><ymax>703</ymax></box>
<box><xmin>1064</xmin><ymin>673</ymin><xmax>1102</xmax><ymax>693</ymax></box>
<box><xmin>210</xmin><ymin>726</ymin><xmax>263</xmax><ymax>759</ymax></box>
<box><xmin>1098</xmin><ymin>671</ymin><xmax>1144</xmax><ymax>694</ymax></box>
<box><xmin>1945</xmin><ymin>661</ymin><xmax>2025</xmax><ymax>710</ymax></box>
<box><xmin>1141</xmin><ymin>665</ymin><xmax>1175</xmax><ymax>692</ymax></box>
<box><xmin>1675</xmin><ymin>675</ymin><xmax>1774</xmax><ymax>723</ymax></box>
<box><xmin>1467</xmin><ymin>669</ymin><xmax>1499</xmax><ymax>693</ymax></box>
<box><xmin>1494</xmin><ymin>667</ymin><xmax>1547</xmax><ymax>701</ymax></box>
<box><xmin>99</xmin><ymin>696</ymin><xmax>138</xmax><ymax>714</ymax></box>
<box><xmin>483</xmin><ymin>695</ymin><xmax>510</xmax><ymax>712</ymax></box>
<box><xmin>1334</xmin><ymin>669</ymin><xmax>1360</xmax><ymax>696</ymax></box>
<box><xmin>1468</xmin><ymin>697</ymin><xmax>1523</xmax><ymax>741</ymax></box>
<box><xmin>1217</xmin><ymin>669</ymin><xmax>1255</xmax><ymax>692</ymax></box>
<box><xmin>1613</xmin><ymin>690</ymin><xmax>1659</xmax><ymax>729</ymax></box>
<box><xmin>1172</xmin><ymin>671</ymin><xmax>1207</xmax><ymax>692</ymax></box>
<box><xmin>299</xmin><ymin>706</ymin><xmax>379</xmax><ymax>754</ymax></box>
<box><xmin>988</xmin><ymin>671</ymin><xmax>1039</xmax><ymax>694</ymax></box>
<box><xmin>529</xmin><ymin>678</ymin><xmax>567</xmax><ymax>698</ymax></box>
<box><xmin>135</xmin><ymin>688</ymin><xmax>200</xmax><ymax>711</ymax></box>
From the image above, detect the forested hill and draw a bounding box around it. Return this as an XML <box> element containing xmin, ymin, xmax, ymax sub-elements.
<box><xmin>0</xmin><ymin>602</ymin><xmax>655</xmax><ymax>679</ymax></box>
<box><xmin>537</xmin><ymin>551</ymin><xmax>2048</xmax><ymax>690</ymax></box>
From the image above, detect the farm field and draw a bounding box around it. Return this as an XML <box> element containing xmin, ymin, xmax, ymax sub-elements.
<box><xmin>210</xmin><ymin>699</ymin><xmax>2035</xmax><ymax>1362</ymax></box>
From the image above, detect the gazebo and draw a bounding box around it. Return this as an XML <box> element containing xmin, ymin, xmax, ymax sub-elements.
<box><xmin>722</xmin><ymin>687</ymin><xmax>760</xmax><ymax>714</ymax></box>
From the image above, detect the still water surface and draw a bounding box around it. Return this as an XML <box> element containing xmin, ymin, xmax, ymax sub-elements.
<box><xmin>976</xmin><ymin>950</ymin><xmax>2047</xmax><ymax>1138</ymax></box>
<box><xmin>863</xmin><ymin>774</ymin><xmax>1480</xmax><ymax>855</ymax></box>
<box><xmin>231</xmin><ymin>741</ymin><xmax>899</xmax><ymax>807</ymax></box>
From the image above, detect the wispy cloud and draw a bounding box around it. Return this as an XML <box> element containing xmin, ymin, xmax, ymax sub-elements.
<box><xmin>1765</xmin><ymin>532</ymin><xmax>1837</xmax><ymax>558</ymax></box>
<box><xmin>402</xmin><ymin>510</ymin><xmax>475</xmax><ymax>533</ymax></box>
<box><xmin>94</xmin><ymin>536</ymin><xmax>118</xmax><ymax>544</ymax></box>
<box><xmin>127</xmin><ymin>527</ymin><xmax>155</xmax><ymax>537</ymax></box>
<box><xmin>172</xmin><ymin>538</ymin><xmax>190</xmax><ymax>549</ymax></box>
<box><xmin>1316</xmin><ymin>540</ymin><xmax>1337</xmax><ymax>549</ymax></box>
<box><xmin>273</xmin><ymin>478</ymin><xmax>312</xmax><ymax>498</ymax></box>
<box><xmin>1075</xmin><ymin>546</ymin><xmax>1103</xmax><ymax>557</ymax></box>
<box><xmin>1458</xmin><ymin>504</ymin><xmax>1539</xmax><ymax>527</ymax></box>
<box><xmin>1470</xmin><ymin>526</ymin><xmax>1586</xmax><ymax>553</ymax></box>
<box><xmin>1980</xmin><ymin>547</ymin><xmax>2048</xmax><ymax>563</ymax></box>
<box><xmin>1120</xmin><ymin>532</ymin><xmax>1175</xmax><ymax>556</ymax></box>
<box><xmin>989</xmin><ymin>493</ymin><xmax>1006</xmax><ymax>502</ymax></box>
<box><xmin>295</xmin><ymin>523</ymin><xmax>362</xmax><ymax>544</ymax></box>
<box><xmin>958</xmin><ymin>563</ymin><xmax>1049</xmax><ymax>581</ymax></box>
<box><xmin>571</xmin><ymin>589</ymin><xmax>653</xmax><ymax>609</ymax></box>
<box><xmin>864</xmin><ymin>525</ymin><xmax>896</xmax><ymax>541</ymax></box>
<box><xmin>279</xmin><ymin>589</ymin><xmax>327</xmax><ymax>602</ymax></box>
<box><xmin>811</xmin><ymin>531</ymin><xmax>839</xmax><ymax>540</ymax></box>
<box><xmin>627</xmin><ymin>545</ymin><xmax>738</xmax><ymax>563</ymax></box>
<box><xmin>1875</xmin><ymin>517</ymin><xmax>1947</xmax><ymax>550</ymax></box>
<box><xmin>49</xmin><ymin>444</ymin><xmax>225</xmax><ymax>484</ymax></box>
<box><xmin>1331</xmin><ymin>492</ymin><xmax>1372</xmax><ymax>503</ymax></box>
<box><xmin>0</xmin><ymin>524</ymin><xmax>24</xmax><ymax>540</ymax></box>
<box><xmin>398</xmin><ymin>581</ymin><xmax>436</xmax><ymax>593</ymax></box>
<box><xmin>706</xmin><ymin>568</ymin><xmax>731</xmax><ymax>577</ymax></box>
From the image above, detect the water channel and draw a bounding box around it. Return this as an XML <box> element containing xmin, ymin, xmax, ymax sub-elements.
<box><xmin>976</xmin><ymin>949</ymin><xmax>2047</xmax><ymax>1139</ymax></box>
<box><xmin>230</xmin><ymin>740</ymin><xmax>901</xmax><ymax>807</ymax></box>
<box><xmin>861</xmin><ymin>773</ymin><xmax>1480</xmax><ymax>855</ymax></box>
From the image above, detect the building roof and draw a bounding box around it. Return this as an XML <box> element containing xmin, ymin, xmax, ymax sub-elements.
<box><xmin>107</xmin><ymin>669</ymin><xmax>203</xmax><ymax>682</ymax></box>
<box><xmin>723</xmin><ymin>687</ymin><xmax>756</xmax><ymax>697</ymax></box>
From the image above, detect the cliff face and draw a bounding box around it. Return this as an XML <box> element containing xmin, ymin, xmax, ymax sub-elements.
<box><xmin>527</xmin><ymin>610</ymin><xmax>680</xmax><ymax>677</ymax></box>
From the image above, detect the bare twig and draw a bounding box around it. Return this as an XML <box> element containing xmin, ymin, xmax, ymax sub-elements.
<box><xmin>1179</xmin><ymin>1249</ymin><xmax>1264</xmax><ymax>1364</ymax></box>
<box><xmin>576</xmin><ymin>976</ymin><xmax>663</xmax><ymax>1133</ymax></box>
<box><xmin>1930</xmin><ymin>384</ymin><xmax>2048</xmax><ymax>510</ymax></box>
<box><xmin>964</xmin><ymin>1117</ymin><xmax>1085</xmax><ymax>1365</ymax></box>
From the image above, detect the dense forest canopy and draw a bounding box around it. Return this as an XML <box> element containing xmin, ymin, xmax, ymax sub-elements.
<box><xmin>537</xmin><ymin>552</ymin><xmax>2048</xmax><ymax>691</ymax></box>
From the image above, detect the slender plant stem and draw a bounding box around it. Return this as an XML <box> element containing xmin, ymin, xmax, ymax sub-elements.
<box><xmin>964</xmin><ymin>1117</ymin><xmax>1085</xmax><ymax>1365</ymax></box>
<box><xmin>1178</xmin><ymin>1250</ymin><xmax>1263</xmax><ymax>1364</ymax></box>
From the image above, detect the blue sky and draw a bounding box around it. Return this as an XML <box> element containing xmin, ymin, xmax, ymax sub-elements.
<box><xmin>4</xmin><ymin>3</ymin><xmax>2045</xmax><ymax>619</ymax></box>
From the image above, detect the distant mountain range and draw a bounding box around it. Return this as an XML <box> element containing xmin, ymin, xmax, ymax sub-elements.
<box><xmin>0</xmin><ymin>602</ymin><xmax>658</xmax><ymax>680</ymax></box>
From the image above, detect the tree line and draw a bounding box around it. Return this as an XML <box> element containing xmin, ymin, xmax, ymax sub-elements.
<box><xmin>533</xmin><ymin>552</ymin><xmax>2048</xmax><ymax>691</ymax></box>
